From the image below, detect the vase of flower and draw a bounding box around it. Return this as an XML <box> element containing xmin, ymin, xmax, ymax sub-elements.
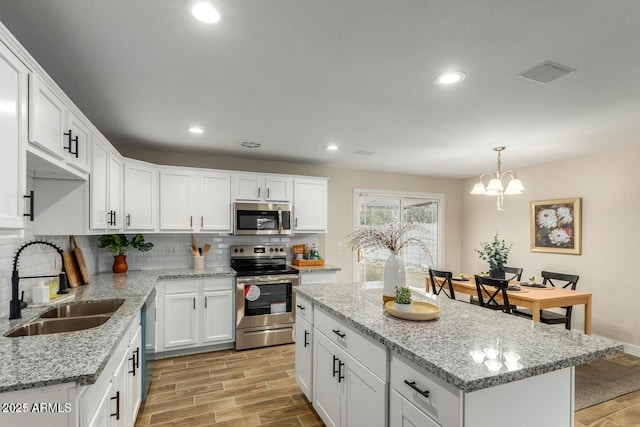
<box><xmin>346</xmin><ymin>222</ymin><xmax>433</xmax><ymax>304</ymax></box>
<box><xmin>98</xmin><ymin>234</ymin><xmax>154</xmax><ymax>274</ymax></box>
<box><xmin>384</xmin><ymin>251</ymin><xmax>406</xmax><ymax>302</ymax></box>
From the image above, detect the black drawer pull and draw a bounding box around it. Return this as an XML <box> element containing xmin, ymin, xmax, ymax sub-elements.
<box><xmin>23</xmin><ymin>191</ymin><xmax>34</xmax><ymax>221</ymax></box>
<box><xmin>332</xmin><ymin>329</ymin><xmax>346</xmax><ymax>338</ymax></box>
<box><xmin>304</xmin><ymin>330</ymin><xmax>309</xmax><ymax>348</ymax></box>
<box><xmin>338</xmin><ymin>360</ymin><xmax>345</xmax><ymax>383</ymax></box>
<box><xmin>110</xmin><ymin>391</ymin><xmax>120</xmax><ymax>419</ymax></box>
<box><xmin>404</xmin><ymin>380</ymin><xmax>430</xmax><ymax>398</ymax></box>
<box><xmin>333</xmin><ymin>355</ymin><xmax>339</xmax><ymax>377</ymax></box>
<box><xmin>296</xmin><ymin>304</ymin><xmax>305</xmax><ymax>310</ymax></box>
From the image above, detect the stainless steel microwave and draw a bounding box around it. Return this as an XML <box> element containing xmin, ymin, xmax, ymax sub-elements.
<box><xmin>234</xmin><ymin>202</ymin><xmax>292</xmax><ymax>235</ymax></box>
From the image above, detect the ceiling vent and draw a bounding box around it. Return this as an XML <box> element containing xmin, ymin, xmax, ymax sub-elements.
<box><xmin>518</xmin><ymin>60</ymin><xmax>576</xmax><ymax>84</ymax></box>
<box><xmin>240</xmin><ymin>141</ymin><xmax>261</xmax><ymax>149</ymax></box>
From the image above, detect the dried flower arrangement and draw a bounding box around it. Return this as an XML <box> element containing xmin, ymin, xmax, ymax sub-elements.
<box><xmin>346</xmin><ymin>222</ymin><xmax>433</xmax><ymax>261</ymax></box>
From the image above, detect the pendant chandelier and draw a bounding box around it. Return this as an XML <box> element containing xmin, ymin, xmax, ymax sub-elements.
<box><xmin>470</xmin><ymin>147</ymin><xmax>524</xmax><ymax>211</ymax></box>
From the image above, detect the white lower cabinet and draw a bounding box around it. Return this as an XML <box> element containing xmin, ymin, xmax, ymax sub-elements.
<box><xmin>390</xmin><ymin>390</ymin><xmax>439</xmax><ymax>427</ymax></box>
<box><xmin>310</xmin><ymin>307</ymin><xmax>387</xmax><ymax>427</ymax></box>
<box><xmin>156</xmin><ymin>278</ymin><xmax>235</xmax><ymax>354</ymax></box>
<box><xmin>295</xmin><ymin>316</ymin><xmax>313</xmax><ymax>401</ymax></box>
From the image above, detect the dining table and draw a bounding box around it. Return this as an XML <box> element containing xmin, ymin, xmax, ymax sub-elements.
<box><xmin>425</xmin><ymin>275</ymin><xmax>593</xmax><ymax>335</ymax></box>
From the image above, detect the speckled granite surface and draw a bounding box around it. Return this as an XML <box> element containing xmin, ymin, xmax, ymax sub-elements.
<box><xmin>295</xmin><ymin>282</ymin><xmax>623</xmax><ymax>393</ymax></box>
<box><xmin>290</xmin><ymin>264</ymin><xmax>341</xmax><ymax>273</ymax></box>
<box><xmin>0</xmin><ymin>267</ymin><xmax>235</xmax><ymax>393</ymax></box>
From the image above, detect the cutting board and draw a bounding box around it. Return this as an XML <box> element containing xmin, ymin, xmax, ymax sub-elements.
<box><xmin>71</xmin><ymin>236</ymin><xmax>90</xmax><ymax>285</ymax></box>
<box><xmin>62</xmin><ymin>250</ymin><xmax>82</xmax><ymax>288</ymax></box>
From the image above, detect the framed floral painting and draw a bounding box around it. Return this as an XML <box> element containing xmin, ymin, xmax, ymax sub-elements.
<box><xmin>530</xmin><ymin>198</ymin><xmax>582</xmax><ymax>255</ymax></box>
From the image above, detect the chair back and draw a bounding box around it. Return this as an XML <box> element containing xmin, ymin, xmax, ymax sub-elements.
<box><xmin>503</xmin><ymin>266</ymin><xmax>523</xmax><ymax>282</ymax></box>
<box><xmin>428</xmin><ymin>269</ymin><xmax>456</xmax><ymax>300</ymax></box>
<box><xmin>541</xmin><ymin>270</ymin><xmax>580</xmax><ymax>320</ymax></box>
<box><xmin>474</xmin><ymin>275</ymin><xmax>513</xmax><ymax>313</ymax></box>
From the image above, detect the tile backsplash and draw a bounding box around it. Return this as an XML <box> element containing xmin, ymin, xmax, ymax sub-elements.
<box><xmin>0</xmin><ymin>229</ymin><xmax>318</xmax><ymax>318</ymax></box>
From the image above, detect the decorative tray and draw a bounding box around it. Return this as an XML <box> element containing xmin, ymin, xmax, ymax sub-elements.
<box><xmin>520</xmin><ymin>283</ymin><xmax>553</xmax><ymax>289</ymax></box>
<box><xmin>384</xmin><ymin>301</ymin><xmax>440</xmax><ymax>321</ymax></box>
<box><xmin>292</xmin><ymin>259</ymin><xmax>325</xmax><ymax>266</ymax></box>
<box><xmin>453</xmin><ymin>277</ymin><xmax>470</xmax><ymax>281</ymax></box>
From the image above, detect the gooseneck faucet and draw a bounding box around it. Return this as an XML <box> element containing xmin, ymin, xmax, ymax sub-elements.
<box><xmin>10</xmin><ymin>240</ymin><xmax>69</xmax><ymax>320</ymax></box>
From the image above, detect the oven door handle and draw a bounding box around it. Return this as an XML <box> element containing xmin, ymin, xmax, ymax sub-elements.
<box><xmin>237</xmin><ymin>275</ymin><xmax>299</xmax><ymax>285</ymax></box>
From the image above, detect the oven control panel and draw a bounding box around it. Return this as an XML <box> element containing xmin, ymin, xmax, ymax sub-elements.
<box><xmin>230</xmin><ymin>244</ymin><xmax>287</xmax><ymax>258</ymax></box>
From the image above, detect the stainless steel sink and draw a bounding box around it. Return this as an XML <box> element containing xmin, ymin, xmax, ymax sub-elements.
<box><xmin>38</xmin><ymin>299</ymin><xmax>125</xmax><ymax>318</ymax></box>
<box><xmin>4</xmin><ymin>299</ymin><xmax>125</xmax><ymax>337</ymax></box>
<box><xmin>5</xmin><ymin>315</ymin><xmax>111</xmax><ymax>337</ymax></box>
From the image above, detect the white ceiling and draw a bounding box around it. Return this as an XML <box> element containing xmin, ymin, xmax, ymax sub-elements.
<box><xmin>1</xmin><ymin>0</ymin><xmax>639</xmax><ymax>178</ymax></box>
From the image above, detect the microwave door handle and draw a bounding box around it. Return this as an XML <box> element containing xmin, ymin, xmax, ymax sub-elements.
<box><xmin>278</xmin><ymin>210</ymin><xmax>283</xmax><ymax>233</ymax></box>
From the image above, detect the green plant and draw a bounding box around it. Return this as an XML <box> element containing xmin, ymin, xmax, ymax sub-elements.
<box><xmin>529</xmin><ymin>276</ymin><xmax>536</xmax><ymax>283</ymax></box>
<box><xmin>97</xmin><ymin>234</ymin><xmax>153</xmax><ymax>256</ymax></box>
<box><xmin>475</xmin><ymin>232</ymin><xmax>511</xmax><ymax>273</ymax></box>
<box><xmin>395</xmin><ymin>286</ymin><xmax>412</xmax><ymax>304</ymax></box>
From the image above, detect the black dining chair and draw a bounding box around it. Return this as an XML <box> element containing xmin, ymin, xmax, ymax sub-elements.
<box><xmin>428</xmin><ymin>269</ymin><xmax>456</xmax><ymax>300</ymax></box>
<box><xmin>503</xmin><ymin>266</ymin><xmax>523</xmax><ymax>282</ymax></box>
<box><xmin>513</xmin><ymin>271</ymin><xmax>580</xmax><ymax>329</ymax></box>
<box><xmin>474</xmin><ymin>275</ymin><xmax>516</xmax><ymax>314</ymax></box>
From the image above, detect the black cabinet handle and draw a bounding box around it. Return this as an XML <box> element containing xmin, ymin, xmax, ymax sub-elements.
<box><xmin>23</xmin><ymin>190</ymin><xmax>34</xmax><ymax>221</ymax></box>
<box><xmin>205</xmin><ymin>297</ymin><xmax>208</xmax><ymax>309</ymax></box>
<box><xmin>338</xmin><ymin>360</ymin><xmax>345</xmax><ymax>383</ymax></box>
<box><xmin>129</xmin><ymin>353</ymin><xmax>136</xmax><ymax>376</ymax></box>
<box><xmin>63</xmin><ymin>130</ymin><xmax>79</xmax><ymax>158</ymax></box>
<box><xmin>113</xmin><ymin>211</ymin><xmax>117</xmax><ymax>226</ymax></box>
<box><xmin>404</xmin><ymin>380</ymin><xmax>430</xmax><ymax>399</ymax></box>
<box><xmin>295</xmin><ymin>218</ymin><xmax>298</xmax><ymax>227</ymax></box>
<box><xmin>110</xmin><ymin>391</ymin><xmax>120</xmax><ymax>420</ymax></box>
<box><xmin>190</xmin><ymin>215</ymin><xmax>193</xmax><ymax>228</ymax></box>
<box><xmin>201</xmin><ymin>216</ymin><xmax>204</xmax><ymax>227</ymax></box>
<box><xmin>267</xmin><ymin>188</ymin><xmax>270</xmax><ymax>199</ymax></box>
<box><xmin>332</xmin><ymin>355</ymin><xmax>339</xmax><ymax>378</ymax></box>
<box><xmin>332</xmin><ymin>329</ymin><xmax>346</xmax><ymax>338</ymax></box>
<box><xmin>296</xmin><ymin>304</ymin><xmax>305</xmax><ymax>310</ymax></box>
<box><xmin>304</xmin><ymin>330</ymin><xmax>309</xmax><ymax>348</ymax></box>
<box><xmin>126</xmin><ymin>214</ymin><xmax>131</xmax><ymax>227</ymax></box>
<box><xmin>193</xmin><ymin>297</ymin><xmax>196</xmax><ymax>310</ymax></box>
<box><xmin>257</xmin><ymin>187</ymin><xmax>261</xmax><ymax>198</ymax></box>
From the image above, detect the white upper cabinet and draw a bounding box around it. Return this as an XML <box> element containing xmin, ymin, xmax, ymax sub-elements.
<box><xmin>233</xmin><ymin>174</ymin><xmax>292</xmax><ymax>202</ymax></box>
<box><xmin>64</xmin><ymin>110</ymin><xmax>91</xmax><ymax>173</ymax></box>
<box><xmin>160</xmin><ymin>167</ymin><xmax>231</xmax><ymax>233</ymax></box>
<box><xmin>90</xmin><ymin>136</ymin><xmax>123</xmax><ymax>231</ymax></box>
<box><xmin>293</xmin><ymin>178</ymin><xmax>328</xmax><ymax>233</ymax></box>
<box><xmin>199</xmin><ymin>172</ymin><xmax>232</xmax><ymax>232</ymax></box>
<box><xmin>28</xmin><ymin>73</ymin><xmax>65</xmax><ymax>160</ymax></box>
<box><xmin>0</xmin><ymin>40</ymin><xmax>28</xmax><ymax>233</ymax></box>
<box><xmin>124</xmin><ymin>159</ymin><xmax>158</xmax><ymax>231</ymax></box>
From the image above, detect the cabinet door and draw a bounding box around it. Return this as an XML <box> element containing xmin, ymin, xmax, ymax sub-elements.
<box><xmin>293</xmin><ymin>178</ymin><xmax>327</xmax><ymax>232</ymax></box>
<box><xmin>124</xmin><ymin>160</ymin><xmax>158</xmax><ymax>231</ymax></box>
<box><xmin>199</xmin><ymin>172</ymin><xmax>231</xmax><ymax>232</ymax></box>
<box><xmin>0</xmin><ymin>41</ymin><xmax>28</xmax><ymax>230</ymax></box>
<box><xmin>90</xmin><ymin>139</ymin><xmax>110</xmax><ymax>229</ymax></box>
<box><xmin>28</xmin><ymin>74</ymin><xmax>65</xmax><ymax>159</ymax></box>
<box><xmin>342</xmin><ymin>350</ymin><xmax>386</xmax><ymax>427</ymax></box>
<box><xmin>202</xmin><ymin>290</ymin><xmax>234</xmax><ymax>344</ymax></box>
<box><xmin>295</xmin><ymin>318</ymin><xmax>313</xmax><ymax>401</ymax></box>
<box><xmin>390</xmin><ymin>390</ymin><xmax>439</xmax><ymax>427</ymax></box>
<box><xmin>265</xmin><ymin>176</ymin><xmax>292</xmax><ymax>202</ymax></box>
<box><xmin>111</xmin><ymin>345</ymin><xmax>129</xmax><ymax>427</ymax></box>
<box><xmin>65</xmin><ymin>110</ymin><xmax>91</xmax><ymax>173</ymax></box>
<box><xmin>109</xmin><ymin>154</ymin><xmax>123</xmax><ymax>230</ymax></box>
<box><xmin>87</xmin><ymin>381</ymin><xmax>114</xmax><ymax>427</ymax></box>
<box><xmin>313</xmin><ymin>331</ymin><xmax>341</xmax><ymax>427</ymax></box>
<box><xmin>160</xmin><ymin>169</ymin><xmax>195</xmax><ymax>230</ymax></box>
<box><xmin>163</xmin><ymin>293</ymin><xmax>198</xmax><ymax>348</ymax></box>
<box><xmin>233</xmin><ymin>174</ymin><xmax>262</xmax><ymax>201</ymax></box>
<box><xmin>128</xmin><ymin>325</ymin><xmax>142</xmax><ymax>424</ymax></box>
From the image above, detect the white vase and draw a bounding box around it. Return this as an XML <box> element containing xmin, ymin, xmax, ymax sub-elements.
<box><xmin>394</xmin><ymin>302</ymin><xmax>413</xmax><ymax>312</ymax></box>
<box><xmin>383</xmin><ymin>251</ymin><xmax>406</xmax><ymax>301</ymax></box>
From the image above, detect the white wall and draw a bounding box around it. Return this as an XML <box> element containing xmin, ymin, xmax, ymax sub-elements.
<box><xmin>461</xmin><ymin>145</ymin><xmax>640</xmax><ymax>346</ymax></box>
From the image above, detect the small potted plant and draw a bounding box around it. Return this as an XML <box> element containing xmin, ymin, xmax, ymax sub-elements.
<box><xmin>529</xmin><ymin>276</ymin><xmax>536</xmax><ymax>284</ymax></box>
<box><xmin>394</xmin><ymin>286</ymin><xmax>413</xmax><ymax>312</ymax></box>
<box><xmin>475</xmin><ymin>232</ymin><xmax>511</xmax><ymax>279</ymax></box>
<box><xmin>98</xmin><ymin>234</ymin><xmax>154</xmax><ymax>273</ymax></box>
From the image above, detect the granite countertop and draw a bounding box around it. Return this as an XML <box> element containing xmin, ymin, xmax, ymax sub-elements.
<box><xmin>0</xmin><ymin>267</ymin><xmax>235</xmax><ymax>393</ymax></box>
<box><xmin>295</xmin><ymin>282</ymin><xmax>623</xmax><ymax>393</ymax></box>
<box><xmin>289</xmin><ymin>264</ymin><xmax>341</xmax><ymax>273</ymax></box>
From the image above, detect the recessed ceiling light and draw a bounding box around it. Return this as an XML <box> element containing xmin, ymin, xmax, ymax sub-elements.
<box><xmin>191</xmin><ymin>2</ymin><xmax>222</xmax><ymax>24</ymax></box>
<box><xmin>434</xmin><ymin>70</ymin><xmax>467</xmax><ymax>86</ymax></box>
<box><xmin>326</xmin><ymin>144</ymin><xmax>339</xmax><ymax>151</ymax></box>
<box><xmin>189</xmin><ymin>127</ymin><xmax>204</xmax><ymax>134</ymax></box>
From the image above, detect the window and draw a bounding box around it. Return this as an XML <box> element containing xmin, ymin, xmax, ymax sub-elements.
<box><xmin>353</xmin><ymin>190</ymin><xmax>443</xmax><ymax>287</ymax></box>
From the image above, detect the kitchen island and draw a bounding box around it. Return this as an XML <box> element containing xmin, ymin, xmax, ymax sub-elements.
<box><xmin>294</xmin><ymin>282</ymin><xmax>622</xmax><ymax>427</ymax></box>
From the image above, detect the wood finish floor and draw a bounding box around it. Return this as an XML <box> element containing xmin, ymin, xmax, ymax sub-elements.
<box><xmin>135</xmin><ymin>345</ymin><xmax>640</xmax><ymax>427</ymax></box>
<box><xmin>134</xmin><ymin>344</ymin><xmax>324</xmax><ymax>427</ymax></box>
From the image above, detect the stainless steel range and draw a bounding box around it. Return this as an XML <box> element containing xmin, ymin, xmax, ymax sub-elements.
<box><xmin>231</xmin><ymin>244</ymin><xmax>299</xmax><ymax>350</ymax></box>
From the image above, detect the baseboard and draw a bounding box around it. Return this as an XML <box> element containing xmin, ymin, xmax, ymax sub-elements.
<box><xmin>624</xmin><ymin>342</ymin><xmax>640</xmax><ymax>357</ymax></box>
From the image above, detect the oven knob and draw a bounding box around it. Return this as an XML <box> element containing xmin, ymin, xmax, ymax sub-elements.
<box><xmin>234</xmin><ymin>248</ymin><xmax>238</xmax><ymax>253</ymax></box>
<box><xmin>279</xmin><ymin>248</ymin><xmax>284</xmax><ymax>252</ymax></box>
<box><xmin>269</xmin><ymin>248</ymin><xmax>274</xmax><ymax>252</ymax></box>
<box><xmin>239</xmin><ymin>248</ymin><xmax>244</xmax><ymax>253</ymax></box>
